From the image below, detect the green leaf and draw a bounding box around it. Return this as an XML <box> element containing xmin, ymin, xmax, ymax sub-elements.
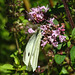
<box><xmin>19</xmin><ymin>16</ymin><xmax>24</xmax><ymax>21</ymax></box>
<box><xmin>58</xmin><ymin>5</ymin><xmax>64</xmax><ymax>8</ymax></box>
<box><xmin>70</xmin><ymin>35</ymin><xmax>72</xmax><ymax>37</ymax></box>
<box><xmin>23</xmin><ymin>20</ymin><xmax>28</xmax><ymax>24</ymax></box>
<box><xmin>19</xmin><ymin>8</ymin><xmax>25</xmax><ymax>12</ymax></box>
<box><xmin>63</xmin><ymin>43</ymin><xmax>66</xmax><ymax>47</ymax></box>
<box><xmin>10</xmin><ymin>54</ymin><xmax>20</xmax><ymax>65</ymax></box>
<box><xmin>53</xmin><ymin>19</ymin><xmax>59</xmax><ymax>25</ymax></box>
<box><xmin>54</xmin><ymin>54</ymin><xmax>66</xmax><ymax>64</ymax></box>
<box><xmin>68</xmin><ymin>66</ymin><xmax>72</xmax><ymax>70</ymax></box>
<box><xmin>64</xmin><ymin>34</ymin><xmax>69</xmax><ymax>40</ymax></box>
<box><xmin>67</xmin><ymin>41</ymin><xmax>71</xmax><ymax>47</ymax></box>
<box><xmin>60</xmin><ymin>67</ymin><xmax>68</xmax><ymax>75</ymax></box>
<box><xmin>57</xmin><ymin>44</ymin><xmax>62</xmax><ymax>50</ymax></box>
<box><xmin>70</xmin><ymin>46</ymin><xmax>75</xmax><ymax>68</ymax></box>
<box><xmin>40</xmin><ymin>73</ymin><xmax>44</xmax><ymax>75</ymax></box>
<box><xmin>72</xmin><ymin>28</ymin><xmax>75</xmax><ymax>39</ymax></box>
<box><xmin>25</xmin><ymin>73</ymin><xmax>28</xmax><ymax>75</ymax></box>
<box><xmin>20</xmin><ymin>66</ymin><xmax>26</xmax><ymax>70</ymax></box>
<box><xmin>14</xmin><ymin>56</ymin><xmax>20</xmax><ymax>65</ymax></box>
<box><xmin>19</xmin><ymin>16</ymin><xmax>28</xmax><ymax>24</ymax></box>
<box><xmin>0</xmin><ymin>64</ymin><xmax>14</xmax><ymax>70</ymax></box>
<box><xmin>14</xmin><ymin>51</ymin><xmax>18</xmax><ymax>55</ymax></box>
<box><xmin>0</xmin><ymin>68</ymin><xmax>11</xmax><ymax>73</ymax></box>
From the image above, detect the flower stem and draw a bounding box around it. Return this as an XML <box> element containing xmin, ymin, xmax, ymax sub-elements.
<box><xmin>14</xmin><ymin>33</ymin><xmax>21</xmax><ymax>54</ymax></box>
<box><xmin>62</xmin><ymin>0</ymin><xmax>75</xmax><ymax>29</ymax></box>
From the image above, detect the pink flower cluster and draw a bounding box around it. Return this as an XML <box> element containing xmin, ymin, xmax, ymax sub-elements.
<box><xmin>27</xmin><ymin>6</ymin><xmax>66</xmax><ymax>48</ymax></box>
<box><xmin>41</xmin><ymin>18</ymin><xmax>66</xmax><ymax>47</ymax></box>
<box><xmin>28</xmin><ymin>6</ymin><xmax>49</xmax><ymax>23</ymax></box>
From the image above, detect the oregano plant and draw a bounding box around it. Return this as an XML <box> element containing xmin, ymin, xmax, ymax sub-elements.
<box><xmin>0</xmin><ymin>0</ymin><xmax>75</xmax><ymax>75</ymax></box>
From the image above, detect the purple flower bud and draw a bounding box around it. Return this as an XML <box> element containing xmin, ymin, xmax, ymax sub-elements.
<box><xmin>38</xmin><ymin>66</ymin><xmax>40</xmax><ymax>72</ymax></box>
<box><xmin>47</xmin><ymin>18</ymin><xmax>55</xmax><ymax>25</ymax></box>
<box><xmin>28</xmin><ymin>28</ymin><xmax>35</xmax><ymax>33</ymax></box>
<box><xmin>41</xmin><ymin>40</ymin><xmax>48</xmax><ymax>47</ymax></box>
<box><xmin>52</xmin><ymin>30</ymin><xmax>60</xmax><ymax>37</ymax></box>
<box><xmin>52</xmin><ymin>42</ymin><xmax>58</xmax><ymax>47</ymax></box>
<box><xmin>39</xmin><ymin>6</ymin><xmax>49</xmax><ymax>12</ymax></box>
<box><xmin>59</xmin><ymin>35</ymin><xmax>66</xmax><ymax>42</ymax></box>
<box><xmin>38</xmin><ymin>66</ymin><xmax>40</xmax><ymax>68</ymax></box>
<box><xmin>40</xmin><ymin>25</ymin><xmax>47</xmax><ymax>31</ymax></box>
<box><xmin>61</xmin><ymin>29</ymin><xmax>65</xmax><ymax>31</ymax></box>
<box><xmin>48</xmin><ymin>36</ymin><xmax>54</xmax><ymax>43</ymax></box>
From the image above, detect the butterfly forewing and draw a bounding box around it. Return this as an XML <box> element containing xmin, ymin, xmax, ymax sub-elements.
<box><xmin>23</xmin><ymin>29</ymin><xmax>41</xmax><ymax>72</ymax></box>
<box><xmin>23</xmin><ymin>33</ymin><xmax>36</xmax><ymax>66</ymax></box>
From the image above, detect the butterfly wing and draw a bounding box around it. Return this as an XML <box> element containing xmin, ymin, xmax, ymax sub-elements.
<box><xmin>23</xmin><ymin>33</ymin><xmax>36</xmax><ymax>66</ymax></box>
<box><xmin>30</xmin><ymin>29</ymin><xmax>41</xmax><ymax>71</ymax></box>
<box><xmin>23</xmin><ymin>29</ymin><xmax>41</xmax><ymax>72</ymax></box>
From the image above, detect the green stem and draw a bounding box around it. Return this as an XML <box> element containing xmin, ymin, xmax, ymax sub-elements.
<box><xmin>47</xmin><ymin>65</ymin><xmax>51</xmax><ymax>75</ymax></box>
<box><xmin>14</xmin><ymin>33</ymin><xmax>21</xmax><ymax>54</ymax></box>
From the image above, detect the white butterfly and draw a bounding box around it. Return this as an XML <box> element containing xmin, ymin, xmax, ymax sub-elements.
<box><xmin>23</xmin><ymin>29</ymin><xmax>42</xmax><ymax>72</ymax></box>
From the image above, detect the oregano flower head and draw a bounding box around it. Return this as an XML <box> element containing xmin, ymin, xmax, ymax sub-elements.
<box><xmin>28</xmin><ymin>6</ymin><xmax>49</xmax><ymax>23</ymax></box>
<box><xmin>27</xmin><ymin>6</ymin><xmax>66</xmax><ymax>48</ymax></box>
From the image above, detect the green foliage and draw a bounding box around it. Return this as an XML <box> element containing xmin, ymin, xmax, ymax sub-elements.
<box><xmin>54</xmin><ymin>54</ymin><xmax>66</xmax><ymax>64</ymax></box>
<box><xmin>19</xmin><ymin>16</ymin><xmax>28</xmax><ymax>24</ymax></box>
<box><xmin>53</xmin><ymin>19</ymin><xmax>59</xmax><ymax>25</ymax></box>
<box><xmin>70</xmin><ymin>46</ymin><xmax>75</xmax><ymax>69</ymax></box>
<box><xmin>30</xmin><ymin>0</ymin><xmax>49</xmax><ymax>7</ymax></box>
<box><xmin>0</xmin><ymin>64</ymin><xmax>14</xmax><ymax>70</ymax></box>
<box><xmin>67</xmin><ymin>41</ymin><xmax>71</xmax><ymax>47</ymax></box>
<box><xmin>65</xmin><ymin>34</ymin><xmax>69</xmax><ymax>40</ymax></box>
<box><xmin>59</xmin><ymin>67</ymin><xmax>68</xmax><ymax>75</ymax></box>
<box><xmin>0</xmin><ymin>64</ymin><xmax>14</xmax><ymax>73</ymax></box>
<box><xmin>57</xmin><ymin>44</ymin><xmax>62</xmax><ymax>50</ymax></box>
<box><xmin>72</xmin><ymin>28</ymin><xmax>75</xmax><ymax>39</ymax></box>
<box><xmin>0</xmin><ymin>0</ymin><xmax>9</xmax><ymax>40</ymax></box>
<box><xmin>20</xmin><ymin>66</ymin><xmax>26</xmax><ymax>71</ymax></box>
<box><xmin>10</xmin><ymin>54</ymin><xmax>20</xmax><ymax>65</ymax></box>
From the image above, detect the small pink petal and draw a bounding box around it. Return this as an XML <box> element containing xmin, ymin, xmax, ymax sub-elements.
<box><xmin>28</xmin><ymin>28</ymin><xmax>35</xmax><ymax>33</ymax></box>
<box><xmin>61</xmin><ymin>29</ymin><xmax>65</xmax><ymax>31</ymax></box>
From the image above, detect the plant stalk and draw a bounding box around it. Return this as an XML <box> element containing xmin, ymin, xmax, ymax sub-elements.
<box><xmin>14</xmin><ymin>33</ymin><xmax>21</xmax><ymax>54</ymax></box>
<box><xmin>62</xmin><ymin>0</ymin><xmax>75</xmax><ymax>29</ymax></box>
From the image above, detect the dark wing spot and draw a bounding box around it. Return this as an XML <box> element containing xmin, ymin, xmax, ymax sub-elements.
<box><xmin>28</xmin><ymin>52</ymin><xmax>30</xmax><ymax>56</ymax></box>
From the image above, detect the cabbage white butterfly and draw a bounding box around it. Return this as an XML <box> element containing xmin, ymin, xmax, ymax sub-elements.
<box><xmin>23</xmin><ymin>29</ymin><xmax>41</xmax><ymax>72</ymax></box>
